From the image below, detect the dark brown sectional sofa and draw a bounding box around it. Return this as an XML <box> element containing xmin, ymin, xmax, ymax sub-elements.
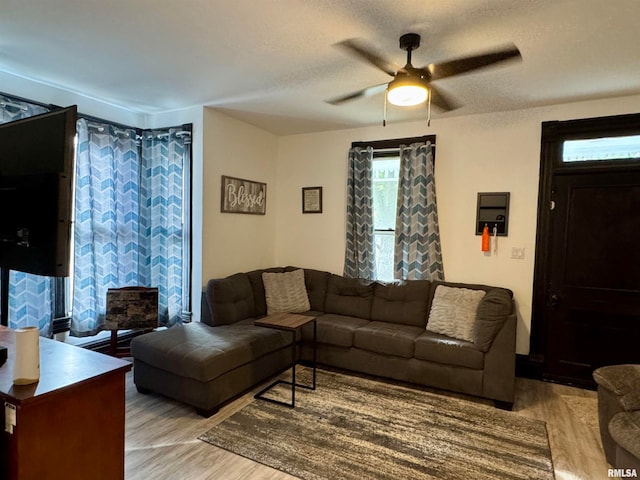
<box><xmin>130</xmin><ymin>267</ymin><xmax>517</xmax><ymax>417</ymax></box>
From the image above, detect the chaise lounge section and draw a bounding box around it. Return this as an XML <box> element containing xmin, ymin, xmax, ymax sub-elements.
<box><xmin>131</xmin><ymin>267</ymin><xmax>517</xmax><ymax>416</ymax></box>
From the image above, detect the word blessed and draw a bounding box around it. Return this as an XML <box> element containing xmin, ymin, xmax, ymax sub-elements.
<box><xmin>609</xmin><ymin>468</ymin><xmax>638</xmax><ymax>478</ymax></box>
<box><xmin>226</xmin><ymin>184</ymin><xmax>265</xmax><ymax>210</ymax></box>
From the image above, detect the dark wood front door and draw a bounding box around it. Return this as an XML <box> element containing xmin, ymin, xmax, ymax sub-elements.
<box><xmin>531</xmin><ymin>113</ymin><xmax>640</xmax><ymax>388</ymax></box>
<box><xmin>544</xmin><ymin>170</ymin><xmax>640</xmax><ymax>385</ymax></box>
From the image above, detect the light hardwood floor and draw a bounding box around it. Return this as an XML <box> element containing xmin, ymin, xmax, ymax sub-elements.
<box><xmin>124</xmin><ymin>367</ymin><xmax>609</xmax><ymax>480</ymax></box>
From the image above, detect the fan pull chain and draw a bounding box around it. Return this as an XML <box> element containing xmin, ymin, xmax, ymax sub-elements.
<box><xmin>427</xmin><ymin>88</ymin><xmax>432</xmax><ymax>127</ymax></box>
<box><xmin>383</xmin><ymin>90</ymin><xmax>388</xmax><ymax>127</ymax></box>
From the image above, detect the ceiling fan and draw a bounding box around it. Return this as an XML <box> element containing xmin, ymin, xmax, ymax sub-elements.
<box><xmin>328</xmin><ymin>33</ymin><xmax>521</xmax><ymax>114</ymax></box>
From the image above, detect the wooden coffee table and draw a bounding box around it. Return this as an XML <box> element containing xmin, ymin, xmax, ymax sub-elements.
<box><xmin>254</xmin><ymin>312</ymin><xmax>317</xmax><ymax>408</ymax></box>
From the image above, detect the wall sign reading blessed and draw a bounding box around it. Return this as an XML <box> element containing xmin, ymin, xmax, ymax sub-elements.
<box><xmin>221</xmin><ymin>175</ymin><xmax>267</xmax><ymax>215</ymax></box>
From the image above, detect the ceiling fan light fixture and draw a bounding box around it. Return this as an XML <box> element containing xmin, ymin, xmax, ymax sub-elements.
<box><xmin>386</xmin><ymin>78</ymin><xmax>428</xmax><ymax>106</ymax></box>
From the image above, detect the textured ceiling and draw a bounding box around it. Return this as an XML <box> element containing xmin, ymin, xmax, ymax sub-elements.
<box><xmin>2</xmin><ymin>0</ymin><xmax>640</xmax><ymax>134</ymax></box>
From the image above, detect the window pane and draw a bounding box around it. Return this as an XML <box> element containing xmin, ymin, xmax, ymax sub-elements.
<box><xmin>563</xmin><ymin>135</ymin><xmax>640</xmax><ymax>162</ymax></box>
<box><xmin>372</xmin><ymin>158</ymin><xmax>400</xmax><ymax>230</ymax></box>
<box><xmin>372</xmin><ymin>157</ymin><xmax>399</xmax><ymax>282</ymax></box>
<box><xmin>374</xmin><ymin>232</ymin><xmax>395</xmax><ymax>282</ymax></box>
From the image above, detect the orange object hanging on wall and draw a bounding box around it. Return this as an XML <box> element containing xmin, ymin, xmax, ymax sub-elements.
<box><xmin>481</xmin><ymin>224</ymin><xmax>490</xmax><ymax>252</ymax></box>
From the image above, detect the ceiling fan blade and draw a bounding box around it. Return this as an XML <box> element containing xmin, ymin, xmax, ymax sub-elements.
<box><xmin>428</xmin><ymin>84</ymin><xmax>460</xmax><ymax>111</ymax></box>
<box><xmin>336</xmin><ymin>39</ymin><xmax>401</xmax><ymax>77</ymax></box>
<box><xmin>427</xmin><ymin>44</ymin><xmax>521</xmax><ymax>81</ymax></box>
<box><xmin>326</xmin><ymin>83</ymin><xmax>387</xmax><ymax>105</ymax></box>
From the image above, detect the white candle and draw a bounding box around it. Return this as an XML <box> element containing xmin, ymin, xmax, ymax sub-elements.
<box><xmin>13</xmin><ymin>326</ymin><xmax>40</xmax><ymax>385</ymax></box>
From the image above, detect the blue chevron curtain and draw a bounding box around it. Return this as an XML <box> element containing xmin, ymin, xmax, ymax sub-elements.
<box><xmin>394</xmin><ymin>142</ymin><xmax>444</xmax><ymax>280</ymax></box>
<box><xmin>1</xmin><ymin>95</ymin><xmax>54</xmax><ymax>335</ymax></box>
<box><xmin>343</xmin><ymin>146</ymin><xmax>376</xmax><ymax>279</ymax></box>
<box><xmin>72</xmin><ymin>119</ymin><xmax>142</xmax><ymax>336</ymax></box>
<box><xmin>139</xmin><ymin>129</ymin><xmax>190</xmax><ymax>326</ymax></box>
<box><xmin>73</xmin><ymin>120</ymin><xmax>190</xmax><ymax>336</ymax></box>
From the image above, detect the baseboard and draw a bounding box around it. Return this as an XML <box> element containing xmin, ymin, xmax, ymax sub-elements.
<box><xmin>516</xmin><ymin>353</ymin><xmax>544</xmax><ymax>380</ymax></box>
<box><xmin>83</xmin><ymin>330</ymin><xmax>142</xmax><ymax>354</ymax></box>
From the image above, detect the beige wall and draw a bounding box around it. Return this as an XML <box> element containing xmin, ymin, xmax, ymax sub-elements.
<box><xmin>201</xmin><ymin>107</ymin><xmax>279</xmax><ymax>280</ymax></box>
<box><xmin>272</xmin><ymin>94</ymin><xmax>640</xmax><ymax>354</ymax></box>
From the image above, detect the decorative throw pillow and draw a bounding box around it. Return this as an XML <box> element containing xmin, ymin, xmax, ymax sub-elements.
<box><xmin>426</xmin><ymin>285</ymin><xmax>486</xmax><ymax>342</ymax></box>
<box><xmin>262</xmin><ymin>269</ymin><xmax>310</xmax><ymax>315</ymax></box>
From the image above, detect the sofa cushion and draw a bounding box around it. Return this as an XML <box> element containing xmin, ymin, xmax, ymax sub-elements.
<box><xmin>262</xmin><ymin>269</ymin><xmax>311</xmax><ymax>315</ymax></box>
<box><xmin>325</xmin><ymin>275</ymin><xmax>374</xmax><ymax>319</ymax></box>
<box><xmin>301</xmin><ymin>313</ymin><xmax>370</xmax><ymax>347</ymax></box>
<box><xmin>204</xmin><ymin>273</ymin><xmax>255</xmax><ymax>326</ymax></box>
<box><xmin>371</xmin><ymin>280</ymin><xmax>431</xmax><ymax>327</ymax></box>
<box><xmin>426</xmin><ymin>285</ymin><xmax>486</xmax><ymax>342</ymax></box>
<box><xmin>473</xmin><ymin>288</ymin><xmax>514</xmax><ymax>352</ymax></box>
<box><xmin>246</xmin><ymin>267</ymin><xmax>285</xmax><ymax>317</ymax></box>
<box><xmin>353</xmin><ymin>321</ymin><xmax>424</xmax><ymax>358</ymax></box>
<box><xmin>285</xmin><ymin>266</ymin><xmax>331</xmax><ymax>312</ymax></box>
<box><xmin>130</xmin><ymin>322</ymin><xmax>292</xmax><ymax>382</ymax></box>
<box><xmin>414</xmin><ymin>331</ymin><xmax>484</xmax><ymax>369</ymax></box>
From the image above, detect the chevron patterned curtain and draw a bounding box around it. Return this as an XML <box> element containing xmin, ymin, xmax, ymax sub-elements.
<box><xmin>394</xmin><ymin>142</ymin><xmax>444</xmax><ymax>280</ymax></box>
<box><xmin>139</xmin><ymin>129</ymin><xmax>190</xmax><ymax>327</ymax></box>
<box><xmin>344</xmin><ymin>146</ymin><xmax>376</xmax><ymax>279</ymax></box>
<box><xmin>73</xmin><ymin>120</ymin><xmax>190</xmax><ymax>336</ymax></box>
<box><xmin>1</xmin><ymin>95</ymin><xmax>54</xmax><ymax>335</ymax></box>
<box><xmin>72</xmin><ymin>118</ymin><xmax>142</xmax><ymax>336</ymax></box>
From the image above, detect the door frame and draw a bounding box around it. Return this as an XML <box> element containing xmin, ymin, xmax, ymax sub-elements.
<box><xmin>529</xmin><ymin>112</ymin><xmax>640</xmax><ymax>380</ymax></box>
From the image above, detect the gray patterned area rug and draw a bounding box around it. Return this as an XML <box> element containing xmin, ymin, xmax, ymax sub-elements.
<box><xmin>199</xmin><ymin>368</ymin><xmax>555</xmax><ymax>480</ymax></box>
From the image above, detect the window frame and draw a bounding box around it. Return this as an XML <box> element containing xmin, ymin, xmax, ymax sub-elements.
<box><xmin>0</xmin><ymin>92</ymin><xmax>194</xmax><ymax>333</ymax></box>
<box><xmin>351</xmin><ymin>135</ymin><xmax>436</xmax><ymax>282</ymax></box>
<box><xmin>543</xmin><ymin>113</ymin><xmax>640</xmax><ymax>172</ymax></box>
<box><xmin>372</xmin><ymin>155</ymin><xmax>400</xmax><ymax>282</ymax></box>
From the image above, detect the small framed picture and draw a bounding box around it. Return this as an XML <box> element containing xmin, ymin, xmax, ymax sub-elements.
<box><xmin>302</xmin><ymin>186</ymin><xmax>323</xmax><ymax>214</ymax></box>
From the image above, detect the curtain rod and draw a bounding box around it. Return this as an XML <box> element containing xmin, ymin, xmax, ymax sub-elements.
<box><xmin>0</xmin><ymin>100</ymin><xmax>28</xmax><ymax>112</ymax></box>
<box><xmin>0</xmin><ymin>91</ymin><xmax>57</xmax><ymax>111</ymax></box>
<box><xmin>351</xmin><ymin>135</ymin><xmax>436</xmax><ymax>150</ymax></box>
<box><xmin>84</xmin><ymin>115</ymin><xmax>192</xmax><ymax>139</ymax></box>
<box><xmin>2</xmin><ymin>90</ymin><xmax>193</xmax><ymax>140</ymax></box>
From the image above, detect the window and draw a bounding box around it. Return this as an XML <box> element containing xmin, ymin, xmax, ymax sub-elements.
<box><xmin>72</xmin><ymin>120</ymin><xmax>192</xmax><ymax>336</ymax></box>
<box><xmin>372</xmin><ymin>157</ymin><xmax>400</xmax><ymax>282</ymax></box>
<box><xmin>563</xmin><ymin>135</ymin><xmax>640</xmax><ymax>162</ymax></box>
<box><xmin>345</xmin><ymin>135</ymin><xmax>439</xmax><ymax>282</ymax></box>
<box><xmin>0</xmin><ymin>92</ymin><xmax>192</xmax><ymax>338</ymax></box>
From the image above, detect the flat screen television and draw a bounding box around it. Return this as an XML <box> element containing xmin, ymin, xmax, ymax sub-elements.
<box><xmin>0</xmin><ymin>105</ymin><xmax>77</xmax><ymax>277</ymax></box>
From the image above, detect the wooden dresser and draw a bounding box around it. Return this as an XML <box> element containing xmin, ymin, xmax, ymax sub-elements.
<box><xmin>0</xmin><ymin>326</ymin><xmax>132</xmax><ymax>479</ymax></box>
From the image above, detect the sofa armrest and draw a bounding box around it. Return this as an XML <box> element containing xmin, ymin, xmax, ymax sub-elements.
<box><xmin>201</xmin><ymin>288</ymin><xmax>213</xmax><ymax>326</ymax></box>
<box><xmin>482</xmin><ymin>311</ymin><xmax>516</xmax><ymax>404</ymax></box>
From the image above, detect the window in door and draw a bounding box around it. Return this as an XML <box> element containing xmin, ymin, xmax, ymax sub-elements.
<box><xmin>563</xmin><ymin>134</ymin><xmax>640</xmax><ymax>162</ymax></box>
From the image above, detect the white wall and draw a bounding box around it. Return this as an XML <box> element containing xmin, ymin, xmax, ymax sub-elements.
<box><xmin>201</xmin><ymin>107</ymin><xmax>279</xmax><ymax>280</ymax></box>
<box><xmin>274</xmin><ymin>94</ymin><xmax>640</xmax><ymax>355</ymax></box>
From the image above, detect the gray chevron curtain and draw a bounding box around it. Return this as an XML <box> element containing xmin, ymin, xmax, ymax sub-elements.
<box><xmin>344</xmin><ymin>146</ymin><xmax>376</xmax><ymax>279</ymax></box>
<box><xmin>394</xmin><ymin>142</ymin><xmax>444</xmax><ymax>280</ymax></box>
